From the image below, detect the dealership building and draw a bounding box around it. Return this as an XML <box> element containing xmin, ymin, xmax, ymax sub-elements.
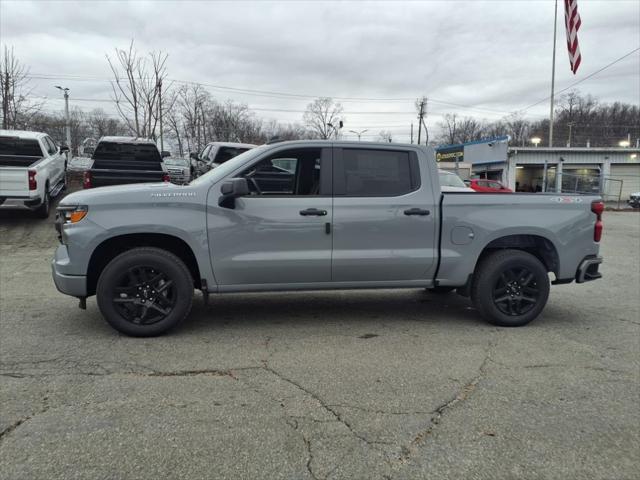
<box><xmin>435</xmin><ymin>137</ymin><xmax>640</xmax><ymax>200</ymax></box>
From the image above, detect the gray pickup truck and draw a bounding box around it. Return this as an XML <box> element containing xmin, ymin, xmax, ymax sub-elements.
<box><xmin>52</xmin><ymin>141</ymin><xmax>603</xmax><ymax>336</ymax></box>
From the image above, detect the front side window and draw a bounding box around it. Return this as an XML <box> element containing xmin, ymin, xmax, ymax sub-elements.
<box><xmin>240</xmin><ymin>148</ymin><xmax>322</xmax><ymax>196</ymax></box>
<box><xmin>340</xmin><ymin>149</ymin><xmax>416</xmax><ymax>196</ymax></box>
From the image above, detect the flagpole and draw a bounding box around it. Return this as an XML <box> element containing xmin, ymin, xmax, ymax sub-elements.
<box><xmin>549</xmin><ymin>0</ymin><xmax>558</xmax><ymax>147</ymax></box>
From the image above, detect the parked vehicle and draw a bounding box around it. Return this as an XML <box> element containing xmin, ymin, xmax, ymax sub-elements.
<box><xmin>438</xmin><ymin>170</ymin><xmax>474</xmax><ymax>192</ymax></box>
<box><xmin>190</xmin><ymin>142</ymin><xmax>256</xmax><ymax>177</ymax></box>
<box><xmin>0</xmin><ymin>130</ymin><xmax>68</xmax><ymax>218</ymax></box>
<box><xmin>53</xmin><ymin>141</ymin><xmax>604</xmax><ymax>336</ymax></box>
<box><xmin>467</xmin><ymin>178</ymin><xmax>513</xmax><ymax>193</ymax></box>
<box><xmin>82</xmin><ymin>137</ymin><xmax>169</xmax><ymax>189</ymax></box>
<box><xmin>163</xmin><ymin>156</ymin><xmax>191</xmax><ymax>184</ymax></box>
<box><xmin>628</xmin><ymin>192</ymin><xmax>640</xmax><ymax>208</ymax></box>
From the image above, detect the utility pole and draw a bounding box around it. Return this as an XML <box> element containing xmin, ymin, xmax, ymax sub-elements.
<box><xmin>567</xmin><ymin>121</ymin><xmax>575</xmax><ymax>147</ymax></box>
<box><xmin>158</xmin><ymin>79</ymin><xmax>164</xmax><ymax>151</ymax></box>
<box><xmin>55</xmin><ymin>86</ymin><xmax>71</xmax><ymax>153</ymax></box>
<box><xmin>416</xmin><ymin>99</ymin><xmax>425</xmax><ymax>144</ymax></box>
<box><xmin>421</xmin><ymin>98</ymin><xmax>429</xmax><ymax>145</ymax></box>
<box><xmin>410</xmin><ymin>123</ymin><xmax>414</xmax><ymax>144</ymax></box>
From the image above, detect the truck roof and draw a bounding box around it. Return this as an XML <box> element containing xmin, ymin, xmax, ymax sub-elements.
<box><xmin>207</xmin><ymin>141</ymin><xmax>257</xmax><ymax>149</ymax></box>
<box><xmin>98</xmin><ymin>136</ymin><xmax>157</xmax><ymax>145</ymax></box>
<box><xmin>0</xmin><ymin>129</ymin><xmax>48</xmax><ymax>140</ymax></box>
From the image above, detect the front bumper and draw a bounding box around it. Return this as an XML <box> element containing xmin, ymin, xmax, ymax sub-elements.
<box><xmin>576</xmin><ymin>256</ymin><xmax>603</xmax><ymax>283</ymax></box>
<box><xmin>51</xmin><ymin>245</ymin><xmax>87</xmax><ymax>297</ymax></box>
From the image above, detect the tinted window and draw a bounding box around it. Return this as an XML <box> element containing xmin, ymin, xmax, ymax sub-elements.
<box><xmin>341</xmin><ymin>149</ymin><xmax>413</xmax><ymax>196</ymax></box>
<box><xmin>0</xmin><ymin>137</ymin><xmax>43</xmax><ymax>156</ymax></box>
<box><xmin>240</xmin><ymin>148</ymin><xmax>321</xmax><ymax>196</ymax></box>
<box><xmin>93</xmin><ymin>142</ymin><xmax>162</xmax><ymax>162</ymax></box>
<box><xmin>216</xmin><ymin>147</ymin><xmax>251</xmax><ymax>164</ymax></box>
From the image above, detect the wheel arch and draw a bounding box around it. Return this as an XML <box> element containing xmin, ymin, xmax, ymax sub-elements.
<box><xmin>475</xmin><ymin>234</ymin><xmax>560</xmax><ymax>276</ymax></box>
<box><xmin>86</xmin><ymin>233</ymin><xmax>202</xmax><ymax>296</ymax></box>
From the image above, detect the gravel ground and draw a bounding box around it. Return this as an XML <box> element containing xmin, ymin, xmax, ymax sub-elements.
<box><xmin>0</xmin><ymin>202</ymin><xmax>638</xmax><ymax>480</ymax></box>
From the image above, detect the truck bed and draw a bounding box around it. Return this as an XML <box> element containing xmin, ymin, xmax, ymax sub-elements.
<box><xmin>0</xmin><ymin>155</ymin><xmax>43</xmax><ymax>168</ymax></box>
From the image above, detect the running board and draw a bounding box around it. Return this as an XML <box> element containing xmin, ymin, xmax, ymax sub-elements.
<box><xmin>50</xmin><ymin>180</ymin><xmax>66</xmax><ymax>198</ymax></box>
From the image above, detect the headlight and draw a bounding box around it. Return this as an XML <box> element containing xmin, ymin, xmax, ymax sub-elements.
<box><xmin>57</xmin><ymin>205</ymin><xmax>89</xmax><ymax>224</ymax></box>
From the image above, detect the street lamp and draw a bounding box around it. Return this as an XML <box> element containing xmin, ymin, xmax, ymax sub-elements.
<box><xmin>348</xmin><ymin>129</ymin><xmax>368</xmax><ymax>141</ymax></box>
<box><xmin>619</xmin><ymin>140</ymin><xmax>630</xmax><ymax>148</ymax></box>
<box><xmin>530</xmin><ymin>137</ymin><xmax>541</xmax><ymax>147</ymax></box>
<box><xmin>55</xmin><ymin>86</ymin><xmax>71</xmax><ymax>154</ymax></box>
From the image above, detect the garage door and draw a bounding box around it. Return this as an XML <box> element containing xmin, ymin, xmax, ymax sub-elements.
<box><xmin>609</xmin><ymin>164</ymin><xmax>640</xmax><ymax>200</ymax></box>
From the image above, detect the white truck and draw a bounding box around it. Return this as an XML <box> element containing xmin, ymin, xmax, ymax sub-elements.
<box><xmin>0</xmin><ymin>130</ymin><xmax>68</xmax><ymax>218</ymax></box>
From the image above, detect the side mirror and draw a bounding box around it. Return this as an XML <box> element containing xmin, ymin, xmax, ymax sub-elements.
<box><xmin>60</xmin><ymin>145</ymin><xmax>70</xmax><ymax>153</ymax></box>
<box><xmin>218</xmin><ymin>178</ymin><xmax>250</xmax><ymax>208</ymax></box>
<box><xmin>161</xmin><ymin>151</ymin><xmax>171</xmax><ymax>158</ymax></box>
<box><xmin>189</xmin><ymin>152</ymin><xmax>199</xmax><ymax>161</ymax></box>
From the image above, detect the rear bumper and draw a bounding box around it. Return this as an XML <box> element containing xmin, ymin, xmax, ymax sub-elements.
<box><xmin>0</xmin><ymin>195</ymin><xmax>42</xmax><ymax>209</ymax></box>
<box><xmin>576</xmin><ymin>255</ymin><xmax>603</xmax><ymax>283</ymax></box>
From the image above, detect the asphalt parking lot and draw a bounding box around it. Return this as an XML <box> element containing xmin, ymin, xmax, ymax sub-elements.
<box><xmin>0</xmin><ymin>201</ymin><xmax>638</xmax><ymax>480</ymax></box>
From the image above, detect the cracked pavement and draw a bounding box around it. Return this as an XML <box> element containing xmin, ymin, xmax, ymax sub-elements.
<box><xmin>1</xmin><ymin>208</ymin><xmax>639</xmax><ymax>479</ymax></box>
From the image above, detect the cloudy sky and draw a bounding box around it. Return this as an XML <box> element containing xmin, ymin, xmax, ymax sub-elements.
<box><xmin>1</xmin><ymin>0</ymin><xmax>638</xmax><ymax>142</ymax></box>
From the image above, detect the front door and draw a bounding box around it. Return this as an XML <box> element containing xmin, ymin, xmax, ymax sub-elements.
<box><xmin>331</xmin><ymin>147</ymin><xmax>438</xmax><ymax>282</ymax></box>
<box><xmin>208</xmin><ymin>146</ymin><xmax>333</xmax><ymax>287</ymax></box>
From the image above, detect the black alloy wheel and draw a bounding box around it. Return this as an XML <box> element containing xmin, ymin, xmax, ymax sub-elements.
<box><xmin>491</xmin><ymin>266</ymin><xmax>540</xmax><ymax>316</ymax></box>
<box><xmin>112</xmin><ymin>266</ymin><xmax>177</xmax><ymax>325</ymax></box>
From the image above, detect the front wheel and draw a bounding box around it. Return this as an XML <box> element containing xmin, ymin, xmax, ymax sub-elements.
<box><xmin>471</xmin><ymin>249</ymin><xmax>550</xmax><ymax>327</ymax></box>
<box><xmin>96</xmin><ymin>247</ymin><xmax>193</xmax><ymax>336</ymax></box>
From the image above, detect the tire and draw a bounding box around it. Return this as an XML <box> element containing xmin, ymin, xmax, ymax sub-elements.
<box><xmin>34</xmin><ymin>187</ymin><xmax>50</xmax><ymax>218</ymax></box>
<box><xmin>471</xmin><ymin>249</ymin><xmax>550</xmax><ymax>327</ymax></box>
<box><xmin>96</xmin><ymin>247</ymin><xmax>193</xmax><ymax>337</ymax></box>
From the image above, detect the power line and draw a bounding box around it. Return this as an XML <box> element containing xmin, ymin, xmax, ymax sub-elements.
<box><xmin>519</xmin><ymin>47</ymin><xmax>640</xmax><ymax>113</ymax></box>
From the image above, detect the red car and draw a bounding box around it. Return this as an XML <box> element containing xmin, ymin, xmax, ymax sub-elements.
<box><xmin>466</xmin><ymin>178</ymin><xmax>513</xmax><ymax>193</ymax></box>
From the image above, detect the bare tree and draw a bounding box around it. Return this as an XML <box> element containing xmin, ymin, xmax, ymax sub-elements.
<box><xmin>0</xmin><ymin>46</ymin><xmax>42</xmax><ymax>129</ymax></box>
<box><xmin>377</xmin><ymin>130</ymin><xmax>393</xmax><ymax>143</ymax></box>
<box><xmin>106</xmin><ymin>40</ymin><xmax>169</xmax><ymax>138</ymax></box>
<box><xmin>303</xmin><ymin>97</ymin><xmax>343</xmax><ymax>139</ymax></box>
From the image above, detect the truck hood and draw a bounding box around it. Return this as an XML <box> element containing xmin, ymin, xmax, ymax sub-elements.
<box><xmin>60</xmin><ymin>182</ymin><xmax>190</xmax><ymax>206</ymax></box>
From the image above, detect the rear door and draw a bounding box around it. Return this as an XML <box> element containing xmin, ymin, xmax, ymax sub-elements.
<box><xmin>208</xmin><ymin>146</ymin><xmax>333</xmax><ymax>286</ymax></box>
<box><xmin>331</xmin><ymin>147</ymin><xmax>438</xmax><ymax>282</ymax></box>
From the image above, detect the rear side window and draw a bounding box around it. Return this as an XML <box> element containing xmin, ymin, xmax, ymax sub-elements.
<box><xmin>0</xmin><ymin>137</ymin><xmax>43</xmax><ymax>156</ymax></box>
<box><xmin>215</xmin><ymin>147</ymin><xmax>250</xmax><ymax>164</ymax></box>
<box><xmin>337</xmin><ymin>149</ymin><xmax>419</xmax><ymax>196</ymax></box>
<box><xmin>44</xmin><ymin>137</ymin><xmax>57</xmax><ymax>155</ymax></box>
<box><xmin>93</xmin><ymin>142</ymin><xmax>162</xmax><ymax>162</ymax></box>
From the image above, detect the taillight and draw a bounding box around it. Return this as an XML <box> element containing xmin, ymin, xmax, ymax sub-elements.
<box><xmin>83</xmin><ymin>171</ymin><xmax>92</xmax><ymax>189</ymax></box>
<box><xmin>162</xmin><ymin>173</ymin><xmax>171</xmax><ymax>182</ymax></box>
<box><xmin>591</xmin><ymin>200</ymin><xmax>604</xmax><ymax>242</ymax></box>
<box><xmin>28</xmin><ymin>170</ymin><xmax>37</xmax><ymax>190</ymax></box>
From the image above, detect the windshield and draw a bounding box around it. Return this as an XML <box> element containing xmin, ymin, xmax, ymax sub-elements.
<box><xmin>190</xmin><ymin>145</ymin><xmax>268</xmax><ymax>186</ymax></box>
<box><xmin>439</xmin><ymin>170</ymin><xmax>467</xmax><ymax>188</ymax></box>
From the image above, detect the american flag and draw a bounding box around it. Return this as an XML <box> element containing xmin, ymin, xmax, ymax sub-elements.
<box><xmin>564</xmin><ymin>0</ymin><xmax>582</xmax><ymax>74</ymax></box>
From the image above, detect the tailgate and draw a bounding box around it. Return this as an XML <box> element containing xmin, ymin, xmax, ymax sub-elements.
<box><xmin>90</xmin><ymin>169</ymin><xmax>164</xmax><ymax>187</ymax></box>
<box><xmin>0</xmin><ymin>168</ymin><xmax>29</xmax><ymax>197</ymax></box>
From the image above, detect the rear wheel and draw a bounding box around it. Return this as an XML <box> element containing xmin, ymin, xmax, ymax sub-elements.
<box><xmin>471</xmin><ymin>249</ymin><xmax>549</xmax><ymax>327</ymax></box>
<box><xmin>96</xmin><ymin>247</ymin><xmax>193</xmax><ymax>336</ymax></box>
<box><xmin>34</xmin><ymin>187</ymin><xmax>50</xmax><ymax>218</ymax></box>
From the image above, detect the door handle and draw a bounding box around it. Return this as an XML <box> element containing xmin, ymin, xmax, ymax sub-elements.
<box><xmin>404</xmin><ymin>208</ymin><xmax>430</xmax><ymax>216</ymax></box>
<box><xmin>299</xmin><ymin>208</ymin><xmax>328</xmax><ymax>216</ymax></box>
